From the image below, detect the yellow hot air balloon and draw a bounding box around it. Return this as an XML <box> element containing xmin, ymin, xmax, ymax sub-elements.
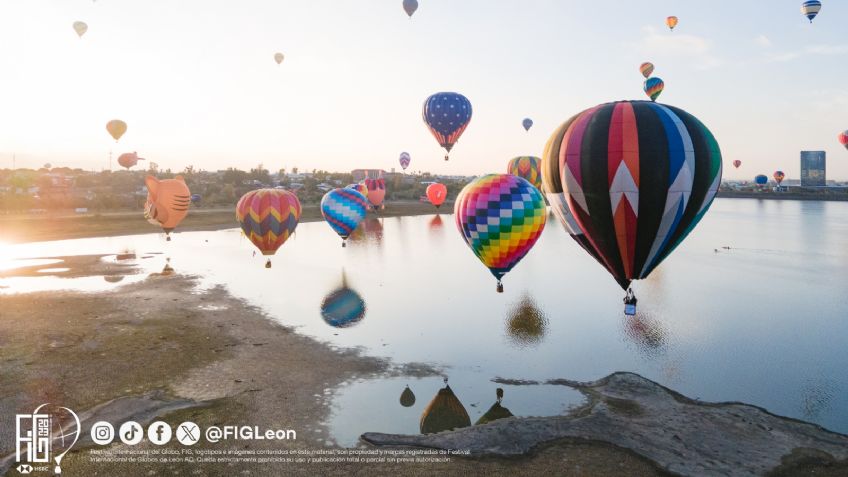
<box><xmin>274</xmin><ymin>52</ymin><xmax>284</xmax><ymax>65</ymax></box>
<box><xmin>666</xmin><ymin>16</ymin><xmax>679</xmax><ymax>31</ymax></box>
<box><xmin>106</xmin><ymin>119</ymin><xmax>127</xmax><ymax>142</ymax></box>
<box><xmin>73</xmin><ymin>21</ymin><xmax>88</xmax><ymax>38</ymax></box>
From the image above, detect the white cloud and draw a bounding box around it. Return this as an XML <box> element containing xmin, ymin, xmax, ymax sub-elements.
<box><xmin>766</xmin><ymin>44</ymin><xmax>848</xmax><ymax>62</ymax></box>
<box><xmin>636</xmin><ymin>26</ymin><xmax>722</xmax><ymax>70</ymax></box>
<box><xmin>754</xmin><ymin>35</ymin><xmax>772</xmax><ymax>48</ymax></box>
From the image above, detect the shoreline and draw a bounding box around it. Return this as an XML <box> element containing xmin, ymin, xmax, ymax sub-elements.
<box><xmin>0</xmin><ymin>200</ymin><xmax>449</xmax><ymax>244</ymax></box>
<box><xmin>717</xmin><ymin>191</ymin><xmax>848</xmax><ymax>201</ymax></box>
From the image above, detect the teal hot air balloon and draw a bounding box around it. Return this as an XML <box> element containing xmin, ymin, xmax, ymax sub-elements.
<box><xmin>541</xmin><ymin>101</ymin><xmax>722</xmax><ymax>293</ymax></box>
<box><xmin>321</xmin><ymin>188</ymin><xmax>368</xmax><ymax>247</ymax></box>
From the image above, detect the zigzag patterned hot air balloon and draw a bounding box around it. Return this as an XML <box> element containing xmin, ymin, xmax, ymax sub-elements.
<box><xmin>236</xmin><ymin>189</ymin><xmax>302</xmax><ymax>267</ymax></box>
<box><xmin>423</xmin><ymin>92</ymin><xmax>472</xmax><ymax>161</ymax></box>
<box><xmin>639</xmin><ymin>62</ymin><xmax>654</xmax><ymax>78</ymax></box>
<box><xmin>399</xmin><ymin>151</ymin><xmax>411</xmax><ymax>170</ymax></box>
<box><xmin>644</xmin><ymin>77</ymin><xmax>664</xmax><ymax>102</ymax></box>
<box><xmin>801</xmin><ymin>1</ymin><xmax>822</xmax><ymax>23</ymax></box>
<box><xmin>455</xmin><ymin>174</ymin><xmax>546</xmax><ymax>292</ymax></box>
<box><xmin>321</xmin><ymin>188</ymin><xmax>368</xmax><ymax>246</ymax></box>
<box><xmin>507</xmin><ymin>156</ymin><xmax>542</xmax><ymax>190</ymax></box>
<box><xmin>541</xmin><ymin>101</ymin><xmax>722</xmax><ymax>292</ymax></box>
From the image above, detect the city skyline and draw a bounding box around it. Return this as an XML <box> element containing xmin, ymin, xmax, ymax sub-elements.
<box><xmin>2</xmin><ymin>1</ymin><xmax>847</xmax><ymax>179</ymax></box>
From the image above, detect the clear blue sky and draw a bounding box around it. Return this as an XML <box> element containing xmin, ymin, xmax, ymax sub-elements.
<box><xmin>1</xmin><ymin>0</ymin><xmax>846</xmax><ymax>180</ymax></box>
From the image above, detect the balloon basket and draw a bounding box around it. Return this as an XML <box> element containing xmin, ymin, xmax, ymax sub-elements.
<box><xmin>265</xmin><ymin>259</ymin><xmax>272</xmax><ymax>269</ymax></box>
<box><xmin>444</xmin><ymin>155</ymin><xmax>449</xmax><ymax>161</ymax></box>
<box><xmin>166</xmin><ymin>235</ymin><xmax>171</xmax><ymax>242</ymax></box>
<box><xmin>496</xmin><ymin>281</ymin><xmax>503</xmax><ymax>293</ymax></box>
<box><xmin>342</xmin><ymin>241</ymin><xmax>346</xmax><ymax>248</ymax></box>
<box><xmin>624</xmin><ymin>304</ymin><xmax>637</xmax><ymax>316</ymax></box>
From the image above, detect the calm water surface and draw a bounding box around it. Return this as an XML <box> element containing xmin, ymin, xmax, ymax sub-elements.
<box><xmin>2</xmin><ymin>198</ymin><xmax>847</xmax><ymax>445</ymax></box>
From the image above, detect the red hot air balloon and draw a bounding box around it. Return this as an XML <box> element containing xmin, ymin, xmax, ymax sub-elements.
<box><xmin>426</xmin><ymin>183</ymin><xmax>447</xmax><ymax>209</ymax></box>
<box><xmin>838</xmin><ymin>130</ymin><xmax>848</xmax><ymax>150</ymax></box>
<box><xmin>773</xmin><ymin>170</ymin><xmax>785</xmax><ymax>185</ymax></box>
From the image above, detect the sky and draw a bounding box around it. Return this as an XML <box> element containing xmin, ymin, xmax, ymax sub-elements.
<box><xmin>0</xmin><ymin>0</ymin><xmax>846</xmax><ymax>180</ymax></box>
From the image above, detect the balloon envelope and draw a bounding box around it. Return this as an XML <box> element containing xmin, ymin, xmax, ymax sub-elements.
<box><xmin>346</xmin><ymin>183</ymin><xmax>369</xmax><ymax>200</ymax></box>
<box><xmin>422</xmin><ymin>92</ymin><xmax>472</xmax><ymax>160</ymax></box>
<box><xmin>666</xmin><ymin>16</ymin><xmax>679</xmax><ymax>30</ymax></box>
<box><xmin>755</xmin><ymin>174</ymin><xmax>769</xmax><ymax>185</ymax></box>
<box><xmin>420</xmin><ymin>385</ymin><xmax>470</xmax><ymax>434</ymax></box>
<box><xmin>801</xmin><ymin>1</ymin><xmax>821</xmax><ymax>22</ymax></box>
<box><xmin>733</xmin><ymin>160</ymin><xmax>742</xmax><ymax>169</ymax></box>
<box><xmin>402</xmin><ymin>0</ymin><xmax>418</xmax><ymax>17</ymax></box>
<box><xmin>117</xmin><ymin>152</ymin><xmax>144</xmax><ymax>170</ymax></box>
<box><xmin>639</xmin><ymin>62</ymin><xmax>654</xmax><ymax>78</ymax></box>
<box><xmin>507</xmin><ymin>156</ymin><xmax>542</xmax><ymax>190</ymax></box>
<box><xmin>773</xmin><ymin>171</ymin><xmax>785</xmax><ymax>184</ymax></box>
<box><xmin>455</xmin><ymin>174</ymin><xmax>546</xmax><ymax>287</ymax></box>
<box><xmin>399</xmin><ymin>152</ymin><xmax>411</xmax><ymax>170</ymax></box>
<box><xmin>426</xmin><ymin>183</ymin><xmax>447</xmax><ymax>208</ymax></box>
<box><xmin>236</xmin><ymin>189</ymin><xmax>301</xmax><ymax>256</ymax></box>
<box><xmin>321</xmin><ymin>188</ymin><xmax>368</xmax><ymax>241</ymax></box>
<box><xmin>541</xmin><ymin>100</ymin><xmax>723</xmax><ymax>291</ymax></box>
<box><xmin>838</xmin><ymin>131</ymin><xmax>848</xmax><ymax>150</ymax></box>
<box><xmin>73</xmin><ymin>21</ymin><xmax>88</xmax><ymax>38</ymax></box>
<box><xmin>364</xmin><ymin>178</ymin><xmax>386</xmax><ymax>207</ymax></box>
<box><xmin>643</xmin><ymin>77</ymin><xmax>664</xmax><ymax>102</ymax></box>
<box><xmin>144</xmin><ymin>175</ymin><xmax>191</xmax><ymax>234</ymax></box>
<box><xmin>106</xmin><ymin>119</ymin><xmax>127</xmax><ymax>141</ymax></box>
<box><xmin>522</xmin><ymin>118</ymin><xmax>533</xmax><ymax>131</ymax></box>
<box><xmin>321</xmin><ymin>286</ymin><xmax>366</xmax><ymax>328</ymax></box>
<box><xmin>274</xmin><ymin>52</ymin><xmax>284</xmax><ymax>64</ymax></box>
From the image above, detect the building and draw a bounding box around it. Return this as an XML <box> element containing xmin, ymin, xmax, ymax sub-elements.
<box><xmin>351</xmin><ymin>169</ymin><xmax>385</xmax><ymax>181</ymax></box>
<box><xmin>800</xmin><ymin>151</ymin><xmax>826</xmax><ymax>187</ymax></box>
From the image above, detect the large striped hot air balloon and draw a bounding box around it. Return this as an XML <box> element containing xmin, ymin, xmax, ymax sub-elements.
<box><xmin>423</xmin><ymin>92</ymin><xmax>472</xmax><ymax>161</ymax></box>
<box><xmin>644</xmin><ymin>77</ymin><xmax>664</xmax><ymax>102</ymax></box>
<box><xmin>426</xmin><ymin>183</ymin><xmax>447</xmax><ymax>209</ymax></box>
<box><xmin>455</xmin><ymin>174</ymin><xmax>546</xmax><ymax>292</ymax></box>
<box><xmin>773</xmin><ymin>171</ymin><xmax>786</xmax><ymax>185</ymax></box>
<box><xmin>236</xmin><ymin>189</ymin><xmax>301</xmax><ymax>267</ymax></box>
<box><xmin>639</xmin><ymin>62</ymin><xmax>654</xmax><ymax>78</ymax></box>
<box><xmin>541</xmin><ymin>100</ymin><xmax>722</xmax><ymax>293</ymax></box>
<box><xmin>801</xmin><ymin>1</ymin><xmax>822</xmax><ymax>23</ymax></box>
<box><xmin>838</xmin><ymin>130</ymin><xmax>848</xmax><ymax>150</ymax></box>
<box><xmin>364</xmin><ymin>178</ymin><xmax>386</xmax><ymax>209</ymax></box>
<box><xmin>507</xmin><ymin>156</ymin><xmax>542</xmax><ymax>190</ymax></box>
<box><xmin>144</xmin><ymin>175</ymin><xmax>191</xmax><ymax>240</ymax></box>
<box><xmin>321</xmin><ymin>188</ymin><xmax>368</xmax><ymax>246</ymax></box>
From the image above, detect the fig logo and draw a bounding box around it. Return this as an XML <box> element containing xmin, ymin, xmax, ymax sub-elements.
<box><xmin>15</xmin><ymin>403</ymin><xmax>81</xmax><ymax>474</ymax></box>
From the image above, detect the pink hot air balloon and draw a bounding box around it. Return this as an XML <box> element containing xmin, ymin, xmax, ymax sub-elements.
<box><xmin>118</xmin><ymin>152</ymin><xmax>145</xmax><ymax>170</ymax></box>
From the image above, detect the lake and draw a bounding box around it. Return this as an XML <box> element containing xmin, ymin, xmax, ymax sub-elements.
<box><xmin>2</xmin><ymin>198</ymin><xmax>847</xmax><ymax>446</ymax></box>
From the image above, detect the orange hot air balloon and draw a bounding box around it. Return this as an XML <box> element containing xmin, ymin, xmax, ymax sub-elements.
<box><xmin>144</xmin><ymin>175</ymin><xmax>191</xmax><ymax>240</ymax></box>
<box><xmin>364</xmin><ymin>178</ymin><xmax>386</xmax><ymax>209</ymax></box>
<box><xmin>426</xmin><ymin>183</ymin><xmax>447</xmax><ymax>209</ymax></box>
<box><xmin>666</xmin><ymin>16</ymin><xmax>679</xmax><ymax>31</ymax></box>
<box><xmin>106</xmin><ymin>119</ymin><xmax>127</xmax><ymax>141</ymax></box>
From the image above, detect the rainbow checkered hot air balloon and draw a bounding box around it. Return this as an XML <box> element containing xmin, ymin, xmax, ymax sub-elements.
<box><xmin>236</xmin><ymin>189</ymin><xmax>302</xmax><ymax>268</ymax></box>
<box><xmin>321</xmin><ymin>188</ymin><xmax>369</xmax><ymax>246</ymax></box>
<box><xmin>506</xmin><ymin>156</ymin><xmax>542</xmax><ymax>190</ymax></box>
<box><xmin>541</xmin><ymin>100</ymin><xmax>722</xmax><ymax>292</ymax></box>
<box><xmin>454</xmin><ymin>174</ymin><xmax>546</xmax><ymax>292</ymax></box>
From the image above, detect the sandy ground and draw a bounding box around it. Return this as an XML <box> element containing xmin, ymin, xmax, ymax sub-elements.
<box><xmin>0</xmin><ymin>257</ymin><xmax>672</xmax><ymax>476</ymax></box>
<box><xmin>0</xmin><ymin>201</ymin><xmax>446</xmax><ymax>244</ymax></box>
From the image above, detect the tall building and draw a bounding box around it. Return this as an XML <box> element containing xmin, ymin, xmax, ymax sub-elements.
<box><xmin>800</xmin><ymin>151</ymin><xmax>826</xmax><ymax>187</ymax></box>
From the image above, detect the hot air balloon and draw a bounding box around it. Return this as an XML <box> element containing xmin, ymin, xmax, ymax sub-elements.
<box><xmin>733</xmin><ymin>160</ymin><xmax>742</xmax><ymax>169</ymax></box>
<box><xmin>666</xmin><ymin>16</ymin><xmax>679</xmax><ymax>31</ymax></box>
<box><xmin>838</xmin><ymin>131</ymin><xmax>848</xmax><ymax>150</ymax></box>
<box><xmin>423</xmin><ymin>92</ymin><xmax>472</xmax><ymax>161</ymax></box>
<box><xmin>399</xmin><ymin>152</ymin><xmax>411</xmax><ymax>170</ymax></box>
<box><xmin>320</xmin><ymin>274</ymin><xmax>366</xmax><ymax>328</ymax></box>
<box><xmin>644</xmin><ymin>77</ymin><xmax>664</xmax><ymax>102</ymax></box>
<box><xmin>507</xmin><ymin>156</ymin><xmax>542</xmax><ymax>190</ymax></box>
<box><xmin>522</xmin><ymin>118</ymin><xmax>533</xmax><ymax>131</ymax></box>
<box><xmin>541</xmin><ymin>101</ymin><xmax>723</xmax><ymax>295</ymax></box>
<box><xmin>190</xmin><ymin>194</ymin><xmax>201</xmax><ymax>204</ymax></box>
<box><xmin>773</xmin><ymin>171</ymin><xmax>786</xmax><ymax>185</ymax></box>
<box><xmin>274</xmin><ymin>52</ymin><xmax>284</xmax><ymax>65</ymax></box>
<box><xmin>426</xmin><ymin>183</ymin><xmax>447</xmax><ymax>209</ymax></box>
<box><xmin>400</xmin><ymin>386</ymin><xmax>416</xmax><ymax>407</ymax></box>
<box><xmin>402</xmin><ymin>0</ymin><xmax>418</xmax><ymax>18</ymax></box>
<box><xmin>801</xmin><ymin>1</ymin><xmax>822</xmax><ymax>23</ymax></box>
<box><xmin>144</xmin><ymin>176</ymin><xmax>191</xmax><ymax>240</ymax></box>
<box><xmin>346</xmin><ymin>183</ymin><xmax>369</xmax><ymax>200</ymax></box>
<box><xmin>455</xmin><ymin>174</ymin><xmax>546</xmax><ymax>292</ymax></box>
<box><xmin>321</xmin><ymin>188</ymin><xmax>368</xmax><ymax>246</ymax></box>
<box><xmin>117</xmin><ymin>152</ymin><xmax>145</xmax><ymax>170</ymax></box>
<box><xmin>73</xmin><ymin>21</ymin><xmax>88</xmax><ymax>38</ymax></box>
<box><xmin>420</xmin><ymin>379</ymin><xmax>471</xmax><ymax>434</ymax></box>
<box><xmin>639</xmin><ymin>62</ymin><xmax>654</xmax><ymax>78</ymax></box>
<box><xmin>236</xmin><ymin>189</ymin><xmax>301</xmax><ymax>267</ymax></box>
<box><xmin>755</xmin><ymin>174</ymin><xmax>769</xmax><ymax>186</ymax></box>
<box><xmin>106</xmin><ymin>119</ymin><xmax>127</xmax><ymax>142</ymax></box>
<box><xmin>364</xmin><ymin>178</ymin><xmax>386</xmax><ymax>209</ymax></box>
<box><xmin>475</xmin><ymin>388</ymin><xmax>514</xmax><ymax>425</ymax></box>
